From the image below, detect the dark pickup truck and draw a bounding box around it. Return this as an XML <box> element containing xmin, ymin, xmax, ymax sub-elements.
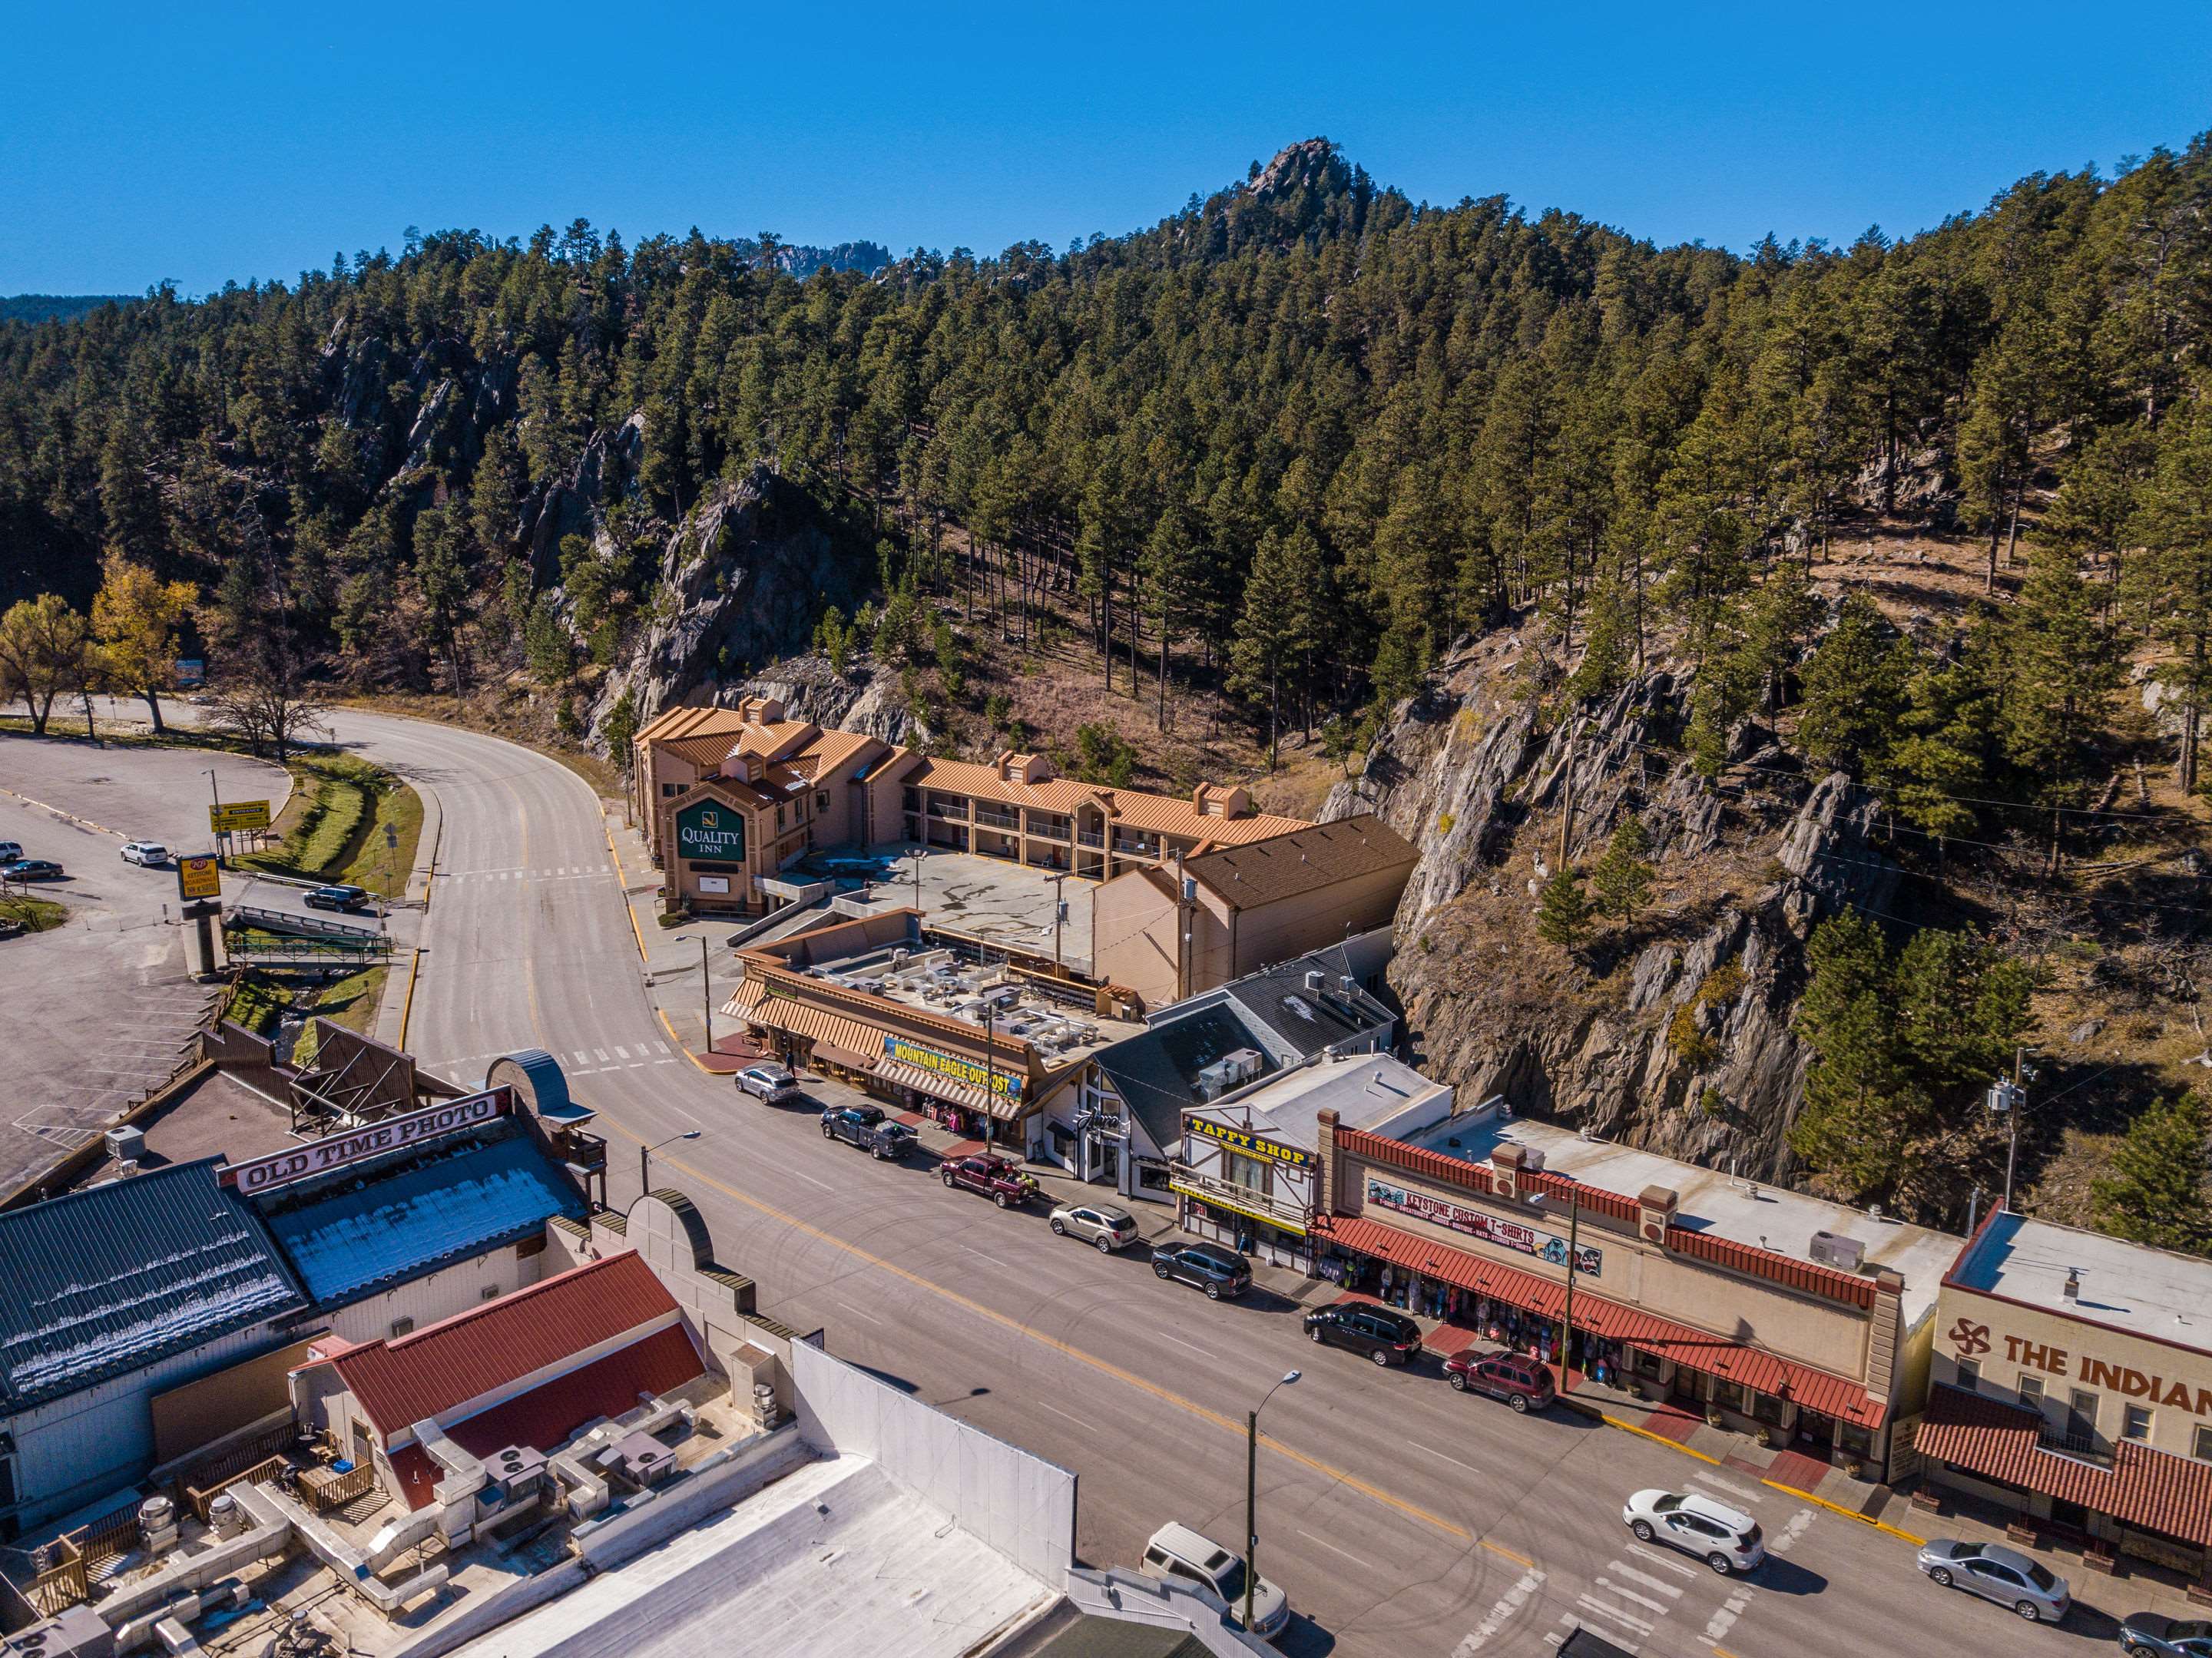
<box><xmin>939</xmin><ymin>1153</ymin><xmax>1039</xmax><ymax>1209</ymax></box>
<box><xmin>821</xmin><ymin>1104</ymin><xmax>916</xmax><ymax>1160</ymax></box>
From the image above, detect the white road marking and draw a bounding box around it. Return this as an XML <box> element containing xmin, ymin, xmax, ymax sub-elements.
<box><xmin>1031</xmin><ymin>1398</ymin><xmax>1088</xmax><ymax>1429</ymax></box>
<box><xmin>612</xmin><ymin>1044</ymin><xmax>631</xmax><ymax>1060</ymax></box>
<box><xmin>1409</xmin><ymin>1440</ymin><xmax>1486</xmax><ymax>1476</ymax></box>
<box><xmin>784</xmin><ymin>1166</ymin><xmax>833</xmax><ymax>1191</ymax></box>
<box><xmin>1769</xmin><ymin>1507</ymin><xmax>1816</xmax><ymax>1554</ymax></box>
<box><xmin>1625</xmin><ymin>1544</ymin><xmax>1697</xmax><ymax>1576</ymax></box>
<box><xmin>591</xmin><ymin>1048</ymin><xmax>611</xmax><ymax>1063</ymax></box>
<box><xmin>1452</xmin><ymin>1567</ymin><xmax>1546</xmax><ymax>1656</ymax></box>
<box><xmin>1593</xmin><ymin>1577</ymin><xmax>1671</xmax><ymax>1614</ymax></box>
<box><xmin>1575</xmin><ymin>1595</ymin><xmax>1654</xmax><ymax>1636</ymax></box>
<box><xmin>1604</xmin><ymin>1564</ymin><xmax>1684</xmax><ymax>1597</ymax></box>
<box><xmin>833</xmin><ymin>1299</ymin><xmax>882</xmax><ymax>1325</ymax></box>
<box><xmin>1158</xmin><ymin>1332</ymin><xmax>1218</xmax><ymax>1361</ymax></box>
<box><xmin>1688</xmin><ymin>1470</ymin><xmax>1763</xmax><ymax>1502</ymax></box>
<box><xmin>1295</xmin><ymin>1529</ymin><xmax>1379</xmax><ymax>1572</ymax></box>
<box><xmin>1704</xmin><ymin>1585</ymin><xmax>1754</xmax><ymax>1643</ymax></box>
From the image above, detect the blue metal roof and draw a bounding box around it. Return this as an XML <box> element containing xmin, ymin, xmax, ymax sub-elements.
<box><xmin>489</xmin><ymin>1047</ymin><xmax>591</xmax><ymax>1125</ymax></box>
<box><xmin>0</xmin><ymin>1160</ymin><xmax>305</xmax><ymax>1408</ymax></box>
<box><xmin>260</xmin><ymin>1128</ymin><xmax>588</xmax><ymax>1309</ymax></box>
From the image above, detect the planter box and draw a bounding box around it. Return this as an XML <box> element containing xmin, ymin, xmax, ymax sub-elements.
<box><xmin>2005</xmin><ymin>1521</ymin><xmax>2041</xmax><ymax>1547</ymax></box>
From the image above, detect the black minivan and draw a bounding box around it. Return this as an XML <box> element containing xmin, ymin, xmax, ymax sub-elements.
<box><xmin>1303</xmin><ymin>1302</ymin><xmax>1424</xmax><ymax>1365</ymax></box>
<box><xmin>1151</xmin><ymin>1241</ymin><xmax>1252</xmax><ymax>1300</ymax></box>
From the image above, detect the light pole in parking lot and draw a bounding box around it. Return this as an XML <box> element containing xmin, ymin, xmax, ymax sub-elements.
<box><xmin>204</xmin><ymin>769</ymin><xmax>224</xmax><ymax>867</ymax></box>
<box><xmin>640</xmin><ymin>1130</ymin><xmax>700</xmax><ymax>1198</ymax></box>
<box><xmin>1244</xmin><ymin>1368</ymin><xmax>1300</xmax><ymax>1634</ymax></box>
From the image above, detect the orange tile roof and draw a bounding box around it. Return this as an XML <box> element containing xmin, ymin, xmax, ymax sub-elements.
<box><xmin>635</xmin><ymin>704</ymin><xmax>750</xmax><ymax>745</ymax></box>
<box><xmin>794</xmin><ymin>727</ymin><xmax>881</xmax><ymax>779</ymax></box>
<box><xmin>902</xmin><ymin>757</ymin><xmax>1308</xmax><ymax>845</ymax></box>
<box><xmin>316</xmin><ymin>1252</ymin><xmax>681</xmax><ymax>1438</ymax></box>
<box><xmin>735</xmin><ymin>720</ymin><xmax>818</xmax><ymax>761</ymax></box>
<box><xmin>659</xmin><ymin>730</ymin><xmax>747</xmax><ymax>769</ymax></box>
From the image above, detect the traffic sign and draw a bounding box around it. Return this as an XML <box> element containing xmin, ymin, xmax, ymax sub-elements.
<box><xmin>177</xmin><ymin>855</ymin><xmax>221</xmax><ymax>901</ymax></box>
<box><xmin>210</xmin><ymin>800</ymin><xmax>272</xmax><ymax>833</ymax></box>
<box><xmin>384</xmin><ymin>823</ymin><xmax>400</xmax><ymax>849</ymax></box>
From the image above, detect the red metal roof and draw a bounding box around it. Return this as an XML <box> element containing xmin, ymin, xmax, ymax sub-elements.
<box><xmin>1333</xmin><ymin>1130</ymin><xmax>1876</xmax><ymax>1309</ymax></box>
<box><xmin>383</xmin><ymin>1324</ymin><xmax>704</xmax><ymax>1510</ymax></box>
<box><xmin>323</xmin><ymin>1251</ymin><xmax>680</xmax><ymax>1437</ymax></box>
<box><xmin>1313</xmin><ymin>1213</ymin><xmax>1886</xmax><ymax>1428</ymax></box>
<box><xmin>1914</xmin><ymin>1385</ymin><xmax>2212</xmax><ymax>1547</ymax></box>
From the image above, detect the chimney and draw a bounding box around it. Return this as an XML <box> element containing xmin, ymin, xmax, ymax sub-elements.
<box><xmin>2063</xmin><ymin>1267</ymin><xmax>2080</xmax><ymax>1302</ymax></box>
<box><xmin>995</xmin><ymin>750</ymin><xmax>1015</xmax><ymax>780</ymax></box>
<box><xmin>1315</xmin><ymin>1107</ymin><xmax>1340</xmax><ymax>1218</ymax></box>
<box><xmin>1637</xmin><ymin>1184</ymin><xmax>1678</xmax><ymax>1245</ymax></box>
<box><xmin>1865</xmin><ymin>1266</ymin><xmax>1906</xmax><ymax>1423</ymax></box>
<box><xmin>1491</xmin><ymin>1143</ymin><xmax>1528</xmax><ymax>1202</ymax></box>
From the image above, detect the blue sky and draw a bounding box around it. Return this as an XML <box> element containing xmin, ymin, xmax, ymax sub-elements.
<box><xmin>6</xmin><ymin>2</ymin><xmax>2209</xmax><ymax>295</ymax></box>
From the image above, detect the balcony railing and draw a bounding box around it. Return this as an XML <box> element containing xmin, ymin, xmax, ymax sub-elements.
<box><xmin>974</xmin><ymin>808</ymin><xmax>1018</xmax><ymax>830</ymax></box>
<box><xmin>1111</xmin><ymin>838</ymin><xmax>1160</xmax><ymax>858</ymax></box>
<box><xmin>1168</xmin><ymin>1163</ymin><xmax>1309</xmax><ymax>1229</ymax></box>
<box><xmin>1076</xmin><ymin>829</ymin><xmax>1105</xmax><ymax>848</ymax></box>
<box><xmin>1025</xmin><ymin>818</ymin><xmax>1071</xmax><ymax>842</ymax></box>
<box><xmin>2037</xmin><ymin>1422</ymin><xmax>2111</xmax><ymax>1463</ymax></box>
<box><xmin>928</xmin><ymin>800</ymin><xmax>970</xmax><ymax>819</ymax></box>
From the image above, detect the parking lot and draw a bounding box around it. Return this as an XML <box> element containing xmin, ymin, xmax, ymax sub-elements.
<box><xmin>859</xmin><ymin>841</ymin><xmax>1098</xmax><ymax>975</ymax></box>
<box><xmin>0</xmin><ymin>732</ymin><xmax>292</xmax><ymax>1196</ymax></box>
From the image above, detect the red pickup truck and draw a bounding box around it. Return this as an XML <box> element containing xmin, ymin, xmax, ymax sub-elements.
<box><xmin>939</xmin><ymin>1153</ymin><xmax>1039</xmax><ymax>1210</ymax></box>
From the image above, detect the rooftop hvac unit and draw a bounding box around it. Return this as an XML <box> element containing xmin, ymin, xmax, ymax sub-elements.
<box><xmin>1808</xmin><ymin>1230</ymin><xmax>1866</xmax><ymax>1272</ymax></box>
<box><xmin>892</xmin><ymin>948</ymin><xmax>910</xmax><ymax>964</ymax></box>
<box><xmin>104</xmin><ymin>1124</ymin><xmax>146</xmax><ymax>1163</ymax></box>
<box><xmin>1194</xmin><ymin>1047</ymin><xmax>1266</xmax><ymax>1100</ymax></box>
<box><xmin>1304</xmin><ymin>970</ymin><xmax>1326</xmax><ymax>992</ymax></box>
<box><xmin>478</xmin><ymin>1445</ymin><xmax>548</xmax><ymax>1510</ymax></box>
<box><xmin>7</xmin><ymin>1603</ymin><xmax>114</xmax><ymax>1658</ymax></box>
<box><xmin>1521</xmin><ymin>1146</ymin><xmax>1545</xmax><ymax>1173</ymax></box>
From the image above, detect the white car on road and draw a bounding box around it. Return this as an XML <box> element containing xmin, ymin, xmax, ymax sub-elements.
<box><xmin>120</xmin><ymin>842</ymin><xmax>172</xmax><ymax>866</ymax></box>
<box><xmin>1621</xmin><ymin>1489</ymin><xmax>1765</xmax><ymax>1574</ymax></box>
<box><xmin>1141</xmin><ymin>1521</ymin><xmax>1290</xmax><ymax>1643</ymax></box>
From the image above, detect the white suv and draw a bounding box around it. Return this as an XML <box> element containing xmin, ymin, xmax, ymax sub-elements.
<box><xmin>121</xmin><ymin>842</ymin><xmax>171</xmax><ymax>867</ymax></box>
<box><xmin>1141</xmin><ymin>1521</ymin><xmax>1290</xmax><ymax>1643</ymax></box>
<box><xmin>1622</xmin><ymin>1489</ymin><xmax>1766</xmax><ymax>1574</ymax></box>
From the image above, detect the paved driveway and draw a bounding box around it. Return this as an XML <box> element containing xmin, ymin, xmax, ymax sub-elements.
<box><xmin>0</xmin><ymin>732</ymin><xmax>290</xmax><ymax>1196</ymax></box>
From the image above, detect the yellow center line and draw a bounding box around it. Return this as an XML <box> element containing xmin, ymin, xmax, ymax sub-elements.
<box><xmin>612</xmin><ymin>1120</ymin><xmax>1514</xmax><ymax>1555</ymax></box>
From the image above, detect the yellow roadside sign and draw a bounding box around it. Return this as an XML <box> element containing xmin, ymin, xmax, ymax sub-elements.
<box><xmin>209</xmin><ymin>800</ymin><xmax>271</xmax><ymax>832</ymax></box>
<box><xmin>177</xmin><ymin>855</ymin><xmax>221</xmax><ymax>900</ymax></box>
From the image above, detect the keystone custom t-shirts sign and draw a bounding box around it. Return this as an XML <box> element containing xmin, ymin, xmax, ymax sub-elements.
<box><xmin>676</xmin><ymin>799</ymin><xmax>747</xmax><ymax>863</ymax></box>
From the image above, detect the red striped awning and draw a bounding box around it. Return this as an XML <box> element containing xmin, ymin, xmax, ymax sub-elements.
<box><xmin>1313</xmin><ymin>1213</ymin><xmax>1887</xmax><ymax>1428</ymax></box>
<box><xmin>1915</xmin><ymin>1385</ymin><xmax>2212</xmax><ymax>1547</ymax></box>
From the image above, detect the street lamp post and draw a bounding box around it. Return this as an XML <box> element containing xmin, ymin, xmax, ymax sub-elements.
<box><xmin>1533</xmin><ymin>1190</ymin><xmax>1582</xmax><ymax>1396</ymax></box>
<box><xmin>640</xmin><ymin>1130</ymin><xmax>700</xmax><ymax>1198</ymax></box>
<box><xmin>1244</xmin><ymin>1368</ymin><xmax>1300</xmax><ymax>1633</ymax></box>
<box><xmin>204</xmin><ymin>768</ymin><xmax>224</xmax><ymax>867</ymax></box>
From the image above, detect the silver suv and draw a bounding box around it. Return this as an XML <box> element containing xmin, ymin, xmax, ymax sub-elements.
<box><xmin>1048</xmin><ymin>1200</ymin><xmax>1139</xmax><ymax>1253</ymax></box>
<box><xmin>735</xmin><ymin>1063</ymin><xmax>800</xmax><ymax>1104</ymax></box>
<box><xmin>121</xmin><ymin>841</ymin><xmax>171</xmax><ymax>866</ymax></box>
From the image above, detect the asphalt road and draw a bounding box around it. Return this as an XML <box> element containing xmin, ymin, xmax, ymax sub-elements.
<box><xmin>206</xmin><ymin>710</ymin><xmax>2143</xmax><ymax>1658</ymax></box>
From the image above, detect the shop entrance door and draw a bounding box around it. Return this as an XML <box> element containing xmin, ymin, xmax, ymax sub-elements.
<box><xmin>1795</xmin><ymin>1409</ymin><xmax>1836</xmax><ymax>1452</ymax></box>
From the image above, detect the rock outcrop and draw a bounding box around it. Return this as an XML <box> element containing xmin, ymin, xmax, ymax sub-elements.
<box><xmin>588</xmin><ymin>465</ymin><xmax>858</xmax><ymax>741</ymax></box>
<box><xmin>1325</xmin><ymin>637</ymin><xmax>1896</xmax><ymax>1183</ymax></box>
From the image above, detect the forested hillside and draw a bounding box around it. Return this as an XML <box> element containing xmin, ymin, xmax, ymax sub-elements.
<box><xmin>5</xmin><ymin>137</ymin><xmax>2211</xmax><ymax>1239</ymax></box>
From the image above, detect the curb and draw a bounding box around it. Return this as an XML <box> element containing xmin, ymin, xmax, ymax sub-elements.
<box><xmin>657</xmin><ymin>1007</ymin><xmax>716</xmax><ymax>1074</ymax></box>
<box><xmin>399</xmin><ymin>948</ymin><xmax>425</xmax><ymax>1049</ymax></box>
<box><xmin>604</xmin><ymin>816</ymin><xmax>650</xmax><ymax>965</ymax></box>
<box><xmin>0</xmin><ymin>784</ymin><xmax>127</xmax><ymax>841</ymax></box>
<box><xmin>1758</xmin><ymin>1479</ymin><xmax>1926</xmax><ymax>1544</ymax></box>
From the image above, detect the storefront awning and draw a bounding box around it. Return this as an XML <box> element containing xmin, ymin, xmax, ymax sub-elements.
<box><xmin>873</xmin><ymin>1058</ymin><xmax>1029</xmax><ymax>1122</ymax></box>
<box><xmin>1915</xmin><ymin>1384</ymin><xmax>2212</xmax><ymax>1547</ymax></box>
<box><xmin>730</xmin><ymin>983</ymin><xmax>884</xmax><ymax>1070</ymax></box>
<box><xmin>1315</xmin><ymin>1213</ymin><xmax>1886</xmax><ymax>1428</ymax></box>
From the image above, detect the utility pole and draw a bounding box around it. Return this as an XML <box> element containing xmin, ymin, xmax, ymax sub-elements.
<box><xmin>1173</xmin><ymin>851</ymin><xmax>1190</xmax><ymax>1001</ymax></box>
<box><xmin>205</xmin><ymin>768</ymin><xmax>225</xmax><ymax>868</ymax></box>
<box><xmin>1048</xmin><ymin>872</ymin><xmax>1068</xmax><ymax>975</ymax></box>
<box><xmin>700</xmin><ymin>935</ymin><xmax>714</xmax><ymax>1057</ymax></box>
<box><xmin>1987</xmin><ymin>1048</ymin><xmax>2029</xmax><ymax>1213</ymax></box>
<box><xmin>982</xmin><ymin>1001</ymin><xmax>997</xmax><ymax>1146</ymax></box>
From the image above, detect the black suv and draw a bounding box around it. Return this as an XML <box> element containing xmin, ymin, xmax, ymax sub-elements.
<box><xmin>1303</xmin><ymin>1302</ymin><xmax>1423</xmax><ymax>1366</ymax></box>
<box><xmin>1151</xmin><ymin>1242</ymin><xmax>1251</xmax><ymax>1300</ymax></box>
<box><xmin>821</xmin><ymin>1104</ymin><xmax>914</xmax><ymax>1160</ymax></box>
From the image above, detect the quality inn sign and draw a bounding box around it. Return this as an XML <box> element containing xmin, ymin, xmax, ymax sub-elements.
<box><xmin>677</xmin><ymin>798</ymin><xmax>748</xmax><ymax>863</ymax></box>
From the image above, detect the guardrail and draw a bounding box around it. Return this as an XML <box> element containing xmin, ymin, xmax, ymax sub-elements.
<box><xmin>226</xmin><ymin>903</ymin><xmax>383</xmax><ymax>942</ymax></box>
<box><xmin>228</xmin><ymin>936</ymin><xmax>392</xmax><ymax>964</ymax></box>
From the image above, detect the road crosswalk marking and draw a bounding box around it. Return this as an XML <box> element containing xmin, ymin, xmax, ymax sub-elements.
<box><xmin>1704</xmin><ymin>1582</ymin><xmax>1754</xmax><ymax>1643</ymax></box>
<box><xmin>1625</xmin><ymin>1544</ymin><xmax>1696</xmax><ymax>1575</ymax></box>
<box><xmin>1452</xmin><ymin>1566</ymin><xmax>1545</xmax><ymax>1656</ymax></box>
<box><xmin>1593</xmin><ymin>1576</ymin><xmax>1670</xmax><ymax>1614</ymax></box>
<box><xmin>1575</xmin><ymin>1593</ymin><xmax>1654</xmax><ymax>1636</ymax></box>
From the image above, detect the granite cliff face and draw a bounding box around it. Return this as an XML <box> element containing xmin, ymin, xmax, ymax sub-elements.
<box><xmin>1323</xmin><ymin>637</ymin><xmax>1897</xmax><ymax>1181</ymax></box>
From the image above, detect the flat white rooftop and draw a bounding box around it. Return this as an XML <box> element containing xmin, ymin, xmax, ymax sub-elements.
<box><xmin>1951</xmin><ymin>1210</ymin><xmax>2212</xmax><ymax>1351</ymax></box>
<box><xmin>873</xmin><ymin>842</ymin><xmax>1100</xmax><ymax>977</ymax></box>
<box><xmin>452</xmin><ymin>1452</ymin><xmax>1054</xmax><ymax>1658</ymax></box>
<box><xmin>1401</xmin><ymin>1106</ymin><xmax>1965</xmax><ymax>1329</ymax></box>
<box><xmin>1191</xmin><ymin>1053</ymin><xmax>1452</xmax><ymax>1151</ymax></box>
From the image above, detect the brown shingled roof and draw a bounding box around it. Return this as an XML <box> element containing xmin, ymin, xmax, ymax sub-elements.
<box><xmin>1181</xmin><ymin>815</ymin><xmax>1418</xmax><ymax>906</ymax></box>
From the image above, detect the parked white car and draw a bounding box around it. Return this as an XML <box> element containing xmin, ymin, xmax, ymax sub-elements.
<box><xmin>120</xmin><ymin>841</ymin><xmax>171</xmax><ymax>866</ymax></box>
<box><xmin>1621</xmin><ymin>1489</ymin><xmax>1765</xmax><ymax>1574</ymax></box>
<box><xmin>1140</xmin><ymin>1521</ymin><xmax>1290</xmax><ymax>1643</ymax></box>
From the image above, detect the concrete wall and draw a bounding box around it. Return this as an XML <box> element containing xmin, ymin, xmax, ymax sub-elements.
<box><xmin>1091</xmin><ymin>875</ymin><xmax>1181</xmax><ymax>1008</ymax></box>
<box><xmin>1932</xmin><ymin>1284</ymin><xmax>2212</xmax><ymax>1462</ymax></box>
<box><xmin>790</xmin><ymin>1339</ymin><xmax>1075</xmax><ymax>1587</ymax></box>
<box><xmin>315</xmin><ymin>1239</ymin><xmax>544</xmax><ymax>1347</ymax></box>
<box><xmin>1210</xmin><ymin>865</ymin><xmax>1414</xmax><ymax>989</ymax></box>
<box><xmin>1342</xmin><ymin>1156</ymin><xmax>1875</xmax><ymax>1383</ymax></box>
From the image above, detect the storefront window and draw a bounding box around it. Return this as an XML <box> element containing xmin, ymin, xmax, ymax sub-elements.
<box><xmin>1226</xmin><ymin>1151</ymin><xmax>1272</xmax><ymax>1195</ymax></box>
<box><xmin>1838</xmin><ymin>1423</ymin><xmax>1873</xmax><ymax>1458</ymax></box>
<box><xmin>1711</xmin><ymin>1378</ymin><xmax>1743</xmax><ymax>1413</ymax></box>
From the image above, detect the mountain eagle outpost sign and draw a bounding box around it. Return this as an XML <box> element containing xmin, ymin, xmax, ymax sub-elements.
<box><xmin>676</xmin><ymin>798</ymin><xmax>747</xmax><ymax>863</ymax></box>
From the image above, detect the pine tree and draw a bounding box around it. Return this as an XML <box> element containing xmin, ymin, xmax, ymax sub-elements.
<box><xmin>1230</xmin><ymin>526</ymin><xmax>1322</xmax><ymax>765</ymax></box>
<box><xmin>1590</xmin><ymin>812</ymin><xmax>1655</xmax><ymax>927</ymax></box>
<box><xmin>1796</xmin><ymin>595</ymin><xmax>1911</xmax><ymax>776</ymax></box>
<box><xmin>2134</xmin><ymin>405</ymin><xmax>2212</xmax><ymax>794</ymax></box>
<box><xmin>2091</xmin><ymin>1093</ymin><xmax>2212</xmax><ymax>1256</ymax></box>
<box><xmin>1535</xmin><ymin>866</ymin><xmax>1592</xmax><ymax>956</ymax></box>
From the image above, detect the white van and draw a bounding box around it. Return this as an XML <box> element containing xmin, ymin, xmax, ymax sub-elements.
<box><xmin>1141</xmin><ymin>1521</ymin><xmax>1290</xmax><ymax>1643</ymax></box>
